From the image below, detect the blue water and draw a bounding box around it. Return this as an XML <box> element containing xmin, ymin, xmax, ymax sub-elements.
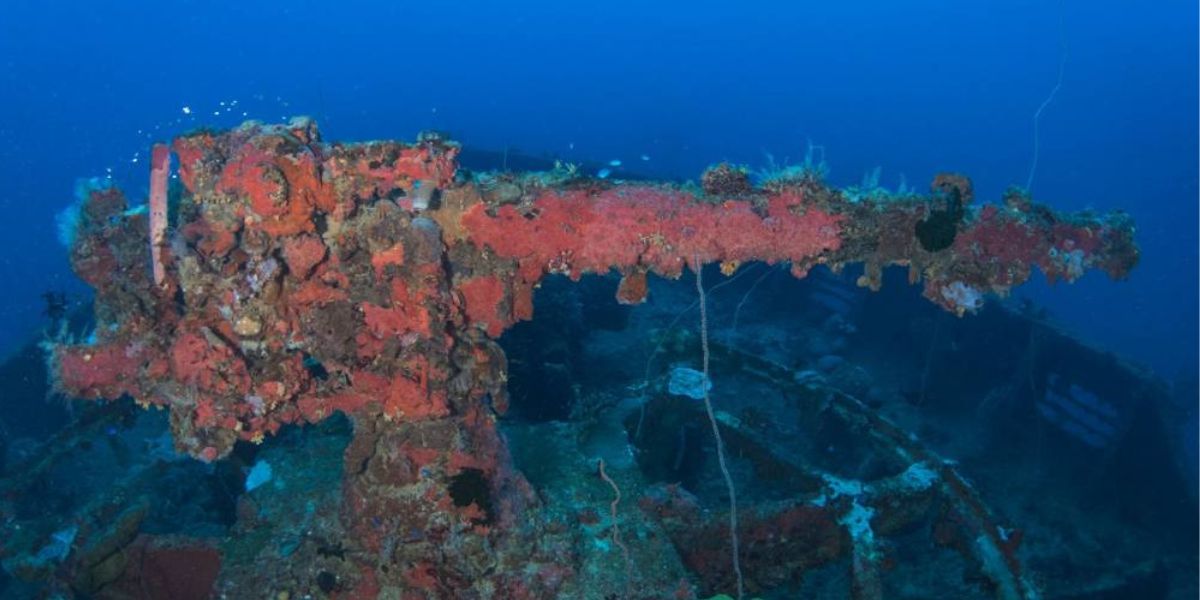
<box><xmin>0</xmin><ymin>0</ymin><xmax>1195</xmax><ymax>377</ymax></box>
<box><xmin>0</xmin><ymin>2</ymin><xmax>1195</xmax><ymax>597</ymax></box>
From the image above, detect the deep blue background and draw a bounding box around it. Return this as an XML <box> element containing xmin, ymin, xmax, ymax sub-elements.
<box><xmin>0</xmin><ymin>0</ymin><xmax>1195</xmax><ymax>380</ymax></box>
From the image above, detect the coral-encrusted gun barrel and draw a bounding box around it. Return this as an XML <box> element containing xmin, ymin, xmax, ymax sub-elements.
<box><xmin>50</xmin><ymin>119</ymin><xmax>1137</xmax><ymax>459</ymax></box>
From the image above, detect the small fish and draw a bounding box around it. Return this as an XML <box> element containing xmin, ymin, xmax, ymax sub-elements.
<box><xmin>640</xmin><ymin>154</ymin><xmax>651</xmax><ymax>161</ymax></box>
<box><xmin>608</xmin><ymin>159</ymin><xmax>622</xmax><ymax>167</ymax></box>
<box><xmin>181</xmin><ymin>106</ymin><xmax>192</xmax><ymax>115</ymax></box>
<box><xmin>598</xmin><ymin>168</ymin><xmax>612</xmax><ymax>179</ymax></box>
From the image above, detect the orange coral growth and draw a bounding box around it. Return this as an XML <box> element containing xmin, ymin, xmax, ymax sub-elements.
<box><xmin>169</xmin><ymin>329</ymin><xmax>249</xmax><ymax>395</ymax></box>
<box><xmin>616</xmin><ymin>271</ymin><xmax>649</xmax><ymax>304</ymax></box>
<box><xmin>460</xmin><ymin>187</ymin><xmax>843</xmax><ymax>285</ymax></box>
<box><xmin>384</xmin><ymin>363</ymin><xmax>449</xmax><ymax>420</ymax></box>
<box><xmin>55</xmin><ymin>343</ymin><xmax>145</xmax><ymax>400</ymax></box>
<box><xmin>281</xmin><ymin>234</ymin><xmax>327</xmax><ymax>279</ymax></box>
<box><xmin>371</xmin><ymin>242</ymin><xmax>406</xmax><ymax>278</ymax></box>
<box><xmin>182</xmin><ymin>219</ymin><xmax>240</xmax><ymax>259</ymax></box>
<box><xmin>290</xmin><ymin>279</ymin><xmax>349</xmax><ymax>307</ymax></box>
<box><xmin>358</xmin><ymin>299</ymin><xmax>431</xmax><ymax>354</ymax></box>
<box><xmin>459</xmin><ymin>275</ymin><xmax>510</xmax><ymax>337</ymax></box>
<box><xmin>215</xmin><ymin>142</ymin><xmax>333</xmax><ymax>237</ymax></box>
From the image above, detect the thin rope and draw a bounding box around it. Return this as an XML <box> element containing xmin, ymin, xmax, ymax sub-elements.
<box><xmin>695</xmin><ymin>256</ymin><xmax>744</xmax><ymax>599</ymax></box>
<box><xmin>1026</xmin><ymin>0</ymin><xmax>1069</xmax><ymax>192</ymax></box>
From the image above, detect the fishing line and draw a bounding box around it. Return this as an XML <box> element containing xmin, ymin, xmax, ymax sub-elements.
<box><xmin>1022</xmin><ymin>0</ymin><xmax>1070</xmax><ymax>192</ymax></box>
<box><xmin>1026</xmin><ymin>0</ymin><xmax>1069</xmax><ymax>193</ymax></box>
